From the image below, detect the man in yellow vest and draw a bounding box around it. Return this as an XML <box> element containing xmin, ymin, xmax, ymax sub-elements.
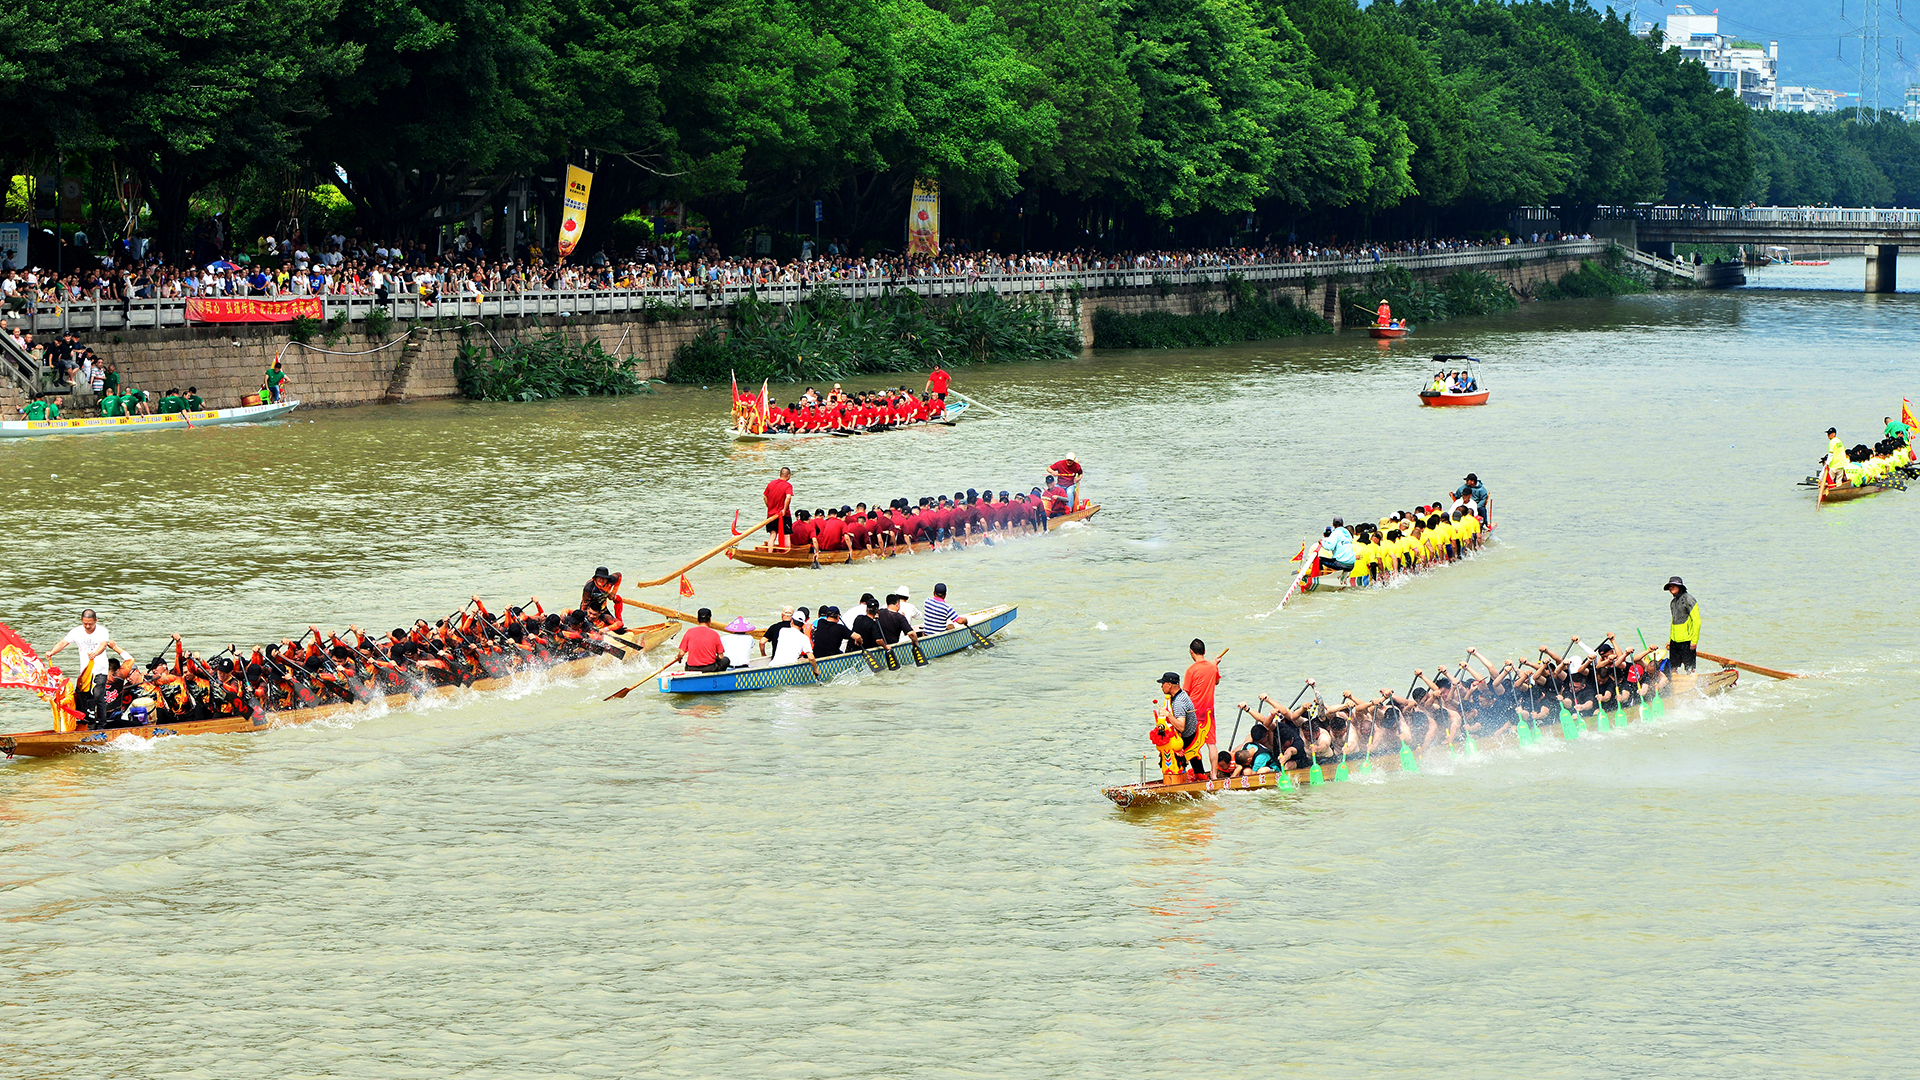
<box><xmin>1824</xmin><ymin>427</ymin><xmax>1847</xmax><ymax>485</ymax></box>
<box><xmin>1665</xmin><ymin>576</ymin><xmax>1700</xmax><ymax>672</ymax></box>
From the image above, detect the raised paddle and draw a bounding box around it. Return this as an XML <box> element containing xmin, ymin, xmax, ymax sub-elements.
<box><xmin>1694</xmin><ymin>650</ymin><xmax>1805</xmax><ymax>680</ymax></box>
<box><xmin>628</xmin><ymin>513</ymin><xmax>782</xmax><ymax>589</ymax></box>
<box><xmin>605</xmin><ymin>656</ymin><xmax>679</xmax><ymax>700</ymax></box>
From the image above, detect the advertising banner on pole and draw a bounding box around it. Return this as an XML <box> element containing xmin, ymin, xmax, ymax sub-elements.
<box><xmin>906</xmin><ymin>179</ymin><xmax>939</xmax><ymax>254</ymax></box>
<box><xmin>557</xmin><ymin>166</ymin><xmax>594</xmax><ymax>259</ymax></box>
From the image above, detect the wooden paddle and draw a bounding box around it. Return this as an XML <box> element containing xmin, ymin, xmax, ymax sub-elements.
<box><xmin>1694</xmin><ymin>651</ymin><xmax>1805</xmax><ymax>680</ymax></box>
<box><xmin>1817</xmin><ymin>459</ymin><xmax>1829</xmax><ymax>507</ymax></box>
<box><xmin>626</xmin><ymin>513</ymin><xmax>782</xmax><ymax>588</ymax></box>
<box><xmin>623</xmin><ymin>598</ymin><xmax>768</xmax><ymax>639</ymax></box>
<box><xmin>605</xmin><ymin>656</ymin><xmax>679</xmax><ymax>700</ymax></box>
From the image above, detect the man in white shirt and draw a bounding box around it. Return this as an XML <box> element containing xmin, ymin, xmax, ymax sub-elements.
<box><xmin>895</xmin><ymin>586</ymin><xmax>919</xmax><ymax>629</ymax></box>
<box><xmin>43</xmin><ymin>609</ymin><xmax>131</xmax><ymax>684</ymax></box>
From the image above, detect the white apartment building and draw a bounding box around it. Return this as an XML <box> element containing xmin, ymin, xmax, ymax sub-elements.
<box><xmin>1906</xmin><ymin>84</ymin><xmax>1920</xmax><ymax>122</ymax></box>
<box><xmin>1660</xmin><ymin>6</ymin><xmax>1779</xmax><ymax>110</ymax></box>
<box><xmin>1777</xmin><ymin>86</ymin><xmax>1842</xmax><ymax>115</ymax></box>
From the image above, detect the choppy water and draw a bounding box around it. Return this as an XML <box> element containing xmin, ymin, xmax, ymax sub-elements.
<box><xmin>3</xmin><ymin>287</ymin><xmax>1917</xmax><ymax>1077</ymax></box>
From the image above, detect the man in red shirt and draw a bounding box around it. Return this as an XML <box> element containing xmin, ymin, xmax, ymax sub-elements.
<box><xmin>676</xmin><ymin>609</ymin><xmax>729</xmax><ymax>672</ymax></box>
<box><xmin>1184</xmin><ymin>638</ymin><xmax>1222</xmax><ymax>769</ymax></box>
<box><xmin>764</xmin><ymin>467</ymin><xmax>794</xmax><ymax>547</ymax></box>
<box><xmin>790</xmin><ymin>510</ymin><xmax>816</xmax><ymax>550</ymax></box>
<box><xmin>845</xmin><ymin>505</ymin><xmax>871</xmax><ymax>550</ymax></box>
<box><xmin>1049</xmin><ymin>454</ymin><xmax>1083</xmax><ymax>507</ymax></box>
<box><xmin>925</xmin><ymin>366</ymin><xmax>951</xmax><ymax>401</ymax></box>
<box><xmin>814</xmin><ymin>508</ymin><xmax>846</xmax><ymax>555</ymax></box>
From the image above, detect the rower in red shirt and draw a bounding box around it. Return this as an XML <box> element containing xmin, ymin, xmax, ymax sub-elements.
<box><xmin>764</xmin><ymin>467</ymin><xmax>794</xmax><ymax>547</ymax></box>
<box><xmin>925</xmin><ymin>365</ymin><xmax>951</xmax><ymax>402</ymax></box>
<box><xmin>791</xmin><ymin>510</ymin><xmax>817</xmax><ymax>550</ymax></box>
<box><xmin>676</xmin><ymin>609</ymin><xmax>729</xmax><ymax>672</ymax></box>
<box><xmin>846</xmin><ymin>507</ymin><xmax>871</xmax><ymax>550</ymax></box>
<box><xmin>814</xmin><ymin>509</ymin><xmax>846</xmax><ymax>554</ymax></box>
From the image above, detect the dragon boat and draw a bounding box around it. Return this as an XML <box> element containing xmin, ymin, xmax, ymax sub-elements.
<box><xmin>0</xmin><ymin>399</ymin><xmax>300</xmax><ymax>439</ymax></box>
<box><xmin>657</xmin><ymin>605</ymin><xmax>1015</xmax><ymax>693</ymax></box>
<box><xmin>1102</xmin><ymin>667</ymin><xmax>1738</xmax><ymax>807</ymax></box>
<box><xmin>728</xmin><ymin>505</ymin><xmax>1099</xmax><ymax>568</ymax></box>
<box><xmin>1</xmin><ymin>622</ymin><xmax>678</xmax><ymax>759</ymax></box>
<box><xmin>728</xmin><ymin>401</ymin><xmax>967</xmax><ymax>442</ymax></box>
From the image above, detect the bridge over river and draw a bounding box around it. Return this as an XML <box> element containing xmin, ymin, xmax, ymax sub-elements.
<box><xmin>1563</xmin><ymin>206</ymin><xmax>1920</xmax><ymax>291</ymax></box>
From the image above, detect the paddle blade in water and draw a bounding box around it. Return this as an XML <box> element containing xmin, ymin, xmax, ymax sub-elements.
<box><xmin>1277</xmin><ymin>767</ymin><xmax>1295</xmax><ymax>790</ymax></box>
<box><xmin>1399</xmin><ymin>742</ymin><xmax>1419</xmax><ymax>774</ymax></box>
<box><xmin>1335</xmin><ymin>756</ymin><xmax>1350</xmax><ymax>781</ymax></box>
<box><xmin>1309</xmin><ymin>762</ymin><xmax>1326</xmax><ymax>785</ymax></box>
<box><xmin>1463</xmin><ymin>729</ymin><xmax>1477</xmax><ymax>755</ymax></box>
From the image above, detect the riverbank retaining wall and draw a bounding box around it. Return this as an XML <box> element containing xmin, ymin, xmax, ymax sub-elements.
<box><xmin>63</xmin><ymin>242</ymin><xmax>1609</xmax><ymax>412</ymax></box>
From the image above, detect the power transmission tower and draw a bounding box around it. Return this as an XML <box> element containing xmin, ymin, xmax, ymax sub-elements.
<box><xmin>1862</xmin><ymin>0</ymin><xmax>1884</xmax><ymax>120</ymax></box>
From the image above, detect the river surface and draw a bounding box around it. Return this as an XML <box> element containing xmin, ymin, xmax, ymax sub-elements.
<box><xmin>2</xmin><ymin>287</ymin><xmax>1916</xmax><ymax>1078</ymax></box>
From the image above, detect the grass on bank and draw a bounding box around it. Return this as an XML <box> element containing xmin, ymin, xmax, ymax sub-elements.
<box><xmin>1091</xmin><ymin>274</ymin><xmax>1331</xmax><ymax>348</ymax></box>
<box><xmin>456</xmin><ymin>333</ymin><xmax>654</xmax><ymax>401</ymax></box>
<box><xmin>666</xmin><ymin>288</ymin><xmax>1079</xmax><ymax>384</ymax></box>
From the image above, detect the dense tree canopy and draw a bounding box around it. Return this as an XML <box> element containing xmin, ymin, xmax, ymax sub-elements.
<box><xmin>1</xmin><ymin>0</ymin><xmax>1855</xmax><ymax>259</ymax></box>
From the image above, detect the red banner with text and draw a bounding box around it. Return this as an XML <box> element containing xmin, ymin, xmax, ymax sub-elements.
<box><xmin>185</xmin><ymin>297</ymin><xmax>325</xmax><ymax>324</ymax></box>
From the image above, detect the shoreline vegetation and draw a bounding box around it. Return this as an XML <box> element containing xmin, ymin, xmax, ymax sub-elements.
<box><xmin>456</xmin><ymin>334</ymin><xmax>654</xmax><ymax>401</ymax></box>
<box><xmin>666</xmin><ymin>289</ymin><xmax>1079</xmax><ymax>384</ymax></box>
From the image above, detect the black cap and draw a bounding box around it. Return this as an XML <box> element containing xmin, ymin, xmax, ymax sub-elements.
<box><xmin>696</xmin><ymin>607</ymin><xmax>713</xmax><ymax>621</ymax></box>
<box><xmin>934</xmin><ymin>583</ymin><xmax>947</xmax><ymax>596</ymax></box>
<box><xmin>1665</xmin><ymin>576</ymin><xmax>1685</xmax><ymax>591</ymax></box>
<box><xmin>594</xmin><ymin>566</ymin><xmax>610</xmax><ymax>578</ymax></box>
<box><xmin>1827</xmin><ymin>427</ymin><xmax>1837</xmax><ymax>435</ymax></box>
<box><xmin>1465</xmin><ymin>473</ymin><xmax>1478</xmax><ymax>483</ymax></box>
<box><xmin>1159</xmin><ymin>671</ymin><xmax>1182</xmax><ymax>686</ymax></box>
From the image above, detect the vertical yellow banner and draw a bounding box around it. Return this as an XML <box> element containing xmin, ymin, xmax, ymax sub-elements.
<box><xmin>907</xmin><ymin>179</ymin><xmax>939</xmax><ymax>254</ymax></box>
<box><xmin>557</xmin><ymin>165</ymin><xmax>594</xmax><ymax>259</ymax></box>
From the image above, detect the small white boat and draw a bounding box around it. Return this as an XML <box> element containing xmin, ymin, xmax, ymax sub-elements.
<box><xmin>0</xmin><ymin>399</ymin><xmax>300</xmax><ymax>439</ymax></box>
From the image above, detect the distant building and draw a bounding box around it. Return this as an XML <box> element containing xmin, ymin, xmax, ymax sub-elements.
<box><xmin>1657</xmin><ymin>6</ymin><xmax>1779</xmax><ymax>110</ymax></box>
<box><xmin>1907</xmin><ymin>84</ymin><xmax>1920</xmax><ymax>122</ymax></box>
<box><xmin>1776</xmin><ymin>86</ymin><xmax>1842</xmax><ymax>115</ymax></box>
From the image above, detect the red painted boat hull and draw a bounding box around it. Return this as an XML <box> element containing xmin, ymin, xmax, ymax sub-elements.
<box><xmin>1418</xmin><ymin>391</ymin><xmax>1490</xmax><ymax>407</ymax></box>
<box><xmin>1368</xmin><ymin>325</ymin><xmax>1410</xmax><ymax>338</ymax></box>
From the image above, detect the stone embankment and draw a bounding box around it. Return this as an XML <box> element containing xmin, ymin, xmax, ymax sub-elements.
<box><xmin>36</xmin><ymin>240</ymin><xmax>1620</xmax><ymax>412</ymax></box>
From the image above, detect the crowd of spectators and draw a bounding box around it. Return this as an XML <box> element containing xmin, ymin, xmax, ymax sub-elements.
<box><xmin>0</xmin><ymin>227</ymin><xmax>1597</xmax><ymax>311</ymax></box>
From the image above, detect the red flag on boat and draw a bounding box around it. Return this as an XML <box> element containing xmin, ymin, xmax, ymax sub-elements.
<box><xmin>680</xmin><ymin>575</ymin><xmax>695</xmax><ymax>597</ymax></box>
<box><xmin>1290</xmin><ymin>542</ymin><xmax>1306</xmax><ymax>563</ymax></box>
<box><xmin>0</xmin><ymin>621</ymin><xmax>68</xmax><ymax>703</ymax></box>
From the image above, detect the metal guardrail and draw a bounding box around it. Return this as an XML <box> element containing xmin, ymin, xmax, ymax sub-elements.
<box><xmin>0</xmin><ymin>333</ymin><xmax>40</xmax><ymax>394</ymax></box>
<box><xmin>8</xmin><ymin>241</ymin><xmax>1610</xmax><ymax>336</ymax></box>
<box><xmin>1591</xmin><ymin>205</ymin><xmax>1920</xmax><ymax>226</ymax></box>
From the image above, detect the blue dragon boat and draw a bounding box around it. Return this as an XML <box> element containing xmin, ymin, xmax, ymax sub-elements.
<box><xmin>657</xmin><ymin>604</ymin><xmax>1016</xmax><ymax>694</ymax></box>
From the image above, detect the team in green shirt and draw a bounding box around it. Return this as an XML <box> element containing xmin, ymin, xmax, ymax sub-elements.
<box><xmin>93</xmin><ymin>385</ymin><xmax>204</xmax><ymax>418</ymax></box>
<box><xmin>20</xmin><ymin>394</ymin><xmax>61</xmax><ymax>421</ymax></box>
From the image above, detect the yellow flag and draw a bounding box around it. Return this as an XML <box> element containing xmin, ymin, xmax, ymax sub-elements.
<box><xmin>907</xmin><ymin>179</ymin><xmax>939</xmax><ymax>254</ymax></box>
<box><xmin>557</xmin><ymin>166</ymin><xmax>593</xmax><ymax>259</ymax></box>
<box><xmin>1903</xmin><ymin>397</ymin><xmax>1916</xmax><ymax>434</ymax></box>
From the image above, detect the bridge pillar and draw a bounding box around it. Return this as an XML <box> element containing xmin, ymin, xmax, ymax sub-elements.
<box><xmin>1866</xmin><ymin>245</ymin><xmax>1899</xmax><ymax>292</ymax></box>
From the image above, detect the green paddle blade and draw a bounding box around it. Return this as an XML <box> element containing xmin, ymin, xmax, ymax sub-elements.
<box><xmin>1309</xmin><ymin>762</ymin><xmax>1326</xmax><ymax>785</ymax></box>
<box><xmin>1399</xmin><ymin>742</ymin><xmax>1419</xmax><ymax>774</ymax></box>
<box><xmin>1598</xmin><ymin>710</ymin><xmax>1612</xmax><ymax>731</ymax></box>
<box><xmin>1277</xmin><ymin>767</ymin><xmax>1295</xmax><ymax>790</ymax></box>
<box><xmin>1335</xmin><ymin>756</ymin><xmax>1349</xmax><ymax>781</ymax></box>
<box><xmin>1463</xmin><ymin>729</ymin><xmax>1477</xmax><ymax>755</ymax></box>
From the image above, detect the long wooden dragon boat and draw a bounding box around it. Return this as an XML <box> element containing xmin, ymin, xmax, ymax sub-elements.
<box><xmin>1</xmin><ymin>622</ymin><xmax>679</xmax><ymax>759</ymax></box>
<box><xmin>657</xmin><ymin>605</ymin><xmax>1014</xmax><ymax>693</ymax></box>
<box><xmin>0</xmin><ymin>399</ymin><xmax>300</xmax><ymax>439</ymax></box>
<box><xmin>728</xmin><ymin>401</ymin><xmax>968</xmax><ymax>442</ymax></box>
<box><xmin>728</xmin><ymin>505</ymin><xmax>1099</xmax><ymax>569</ymax></box>
<box><xmin>1102</xmin><ymin>667</ymin><xmax>1737</xmax><ymax>807</ymax></box>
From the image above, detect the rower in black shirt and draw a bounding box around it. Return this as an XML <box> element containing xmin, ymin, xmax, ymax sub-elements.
<box><xmin>811</xmin><ymin>607</ymin><xmax>854</xmax><ymax>656</ymax></box>
<box><xmin>877</xmin><ymin>594</ymin><xmax>919</xmax><ymax>645</ymax></box>
<box><xmin>849</xmin><ymin>600</ymin><xmax>885</xmax><ymax>650</ymax></box>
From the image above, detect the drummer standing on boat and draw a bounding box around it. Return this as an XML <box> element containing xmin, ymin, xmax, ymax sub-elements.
<box><xmin>1376</xmin><ymin>298</ymin><xmax>1391</xmax><ymax>326</ymax></box>
<box><xmin>765</xmin><ymin>467</ymin><xmax>794</xmax><ymax>547</ymax></box>
<box><xmin>1665</xmin><ymin>577</ymin><xmax>1700</xmax><ymax>672</ymax></box>
<box><xmin>1158</xmin><ymin>671</ymin><xmax>1203</xmax><ymax>777</ymax></box>
<box><xmin>1825</xmin><ymin>427</ymin><xmax>1847</xmax><ymax>482</ymax></box>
